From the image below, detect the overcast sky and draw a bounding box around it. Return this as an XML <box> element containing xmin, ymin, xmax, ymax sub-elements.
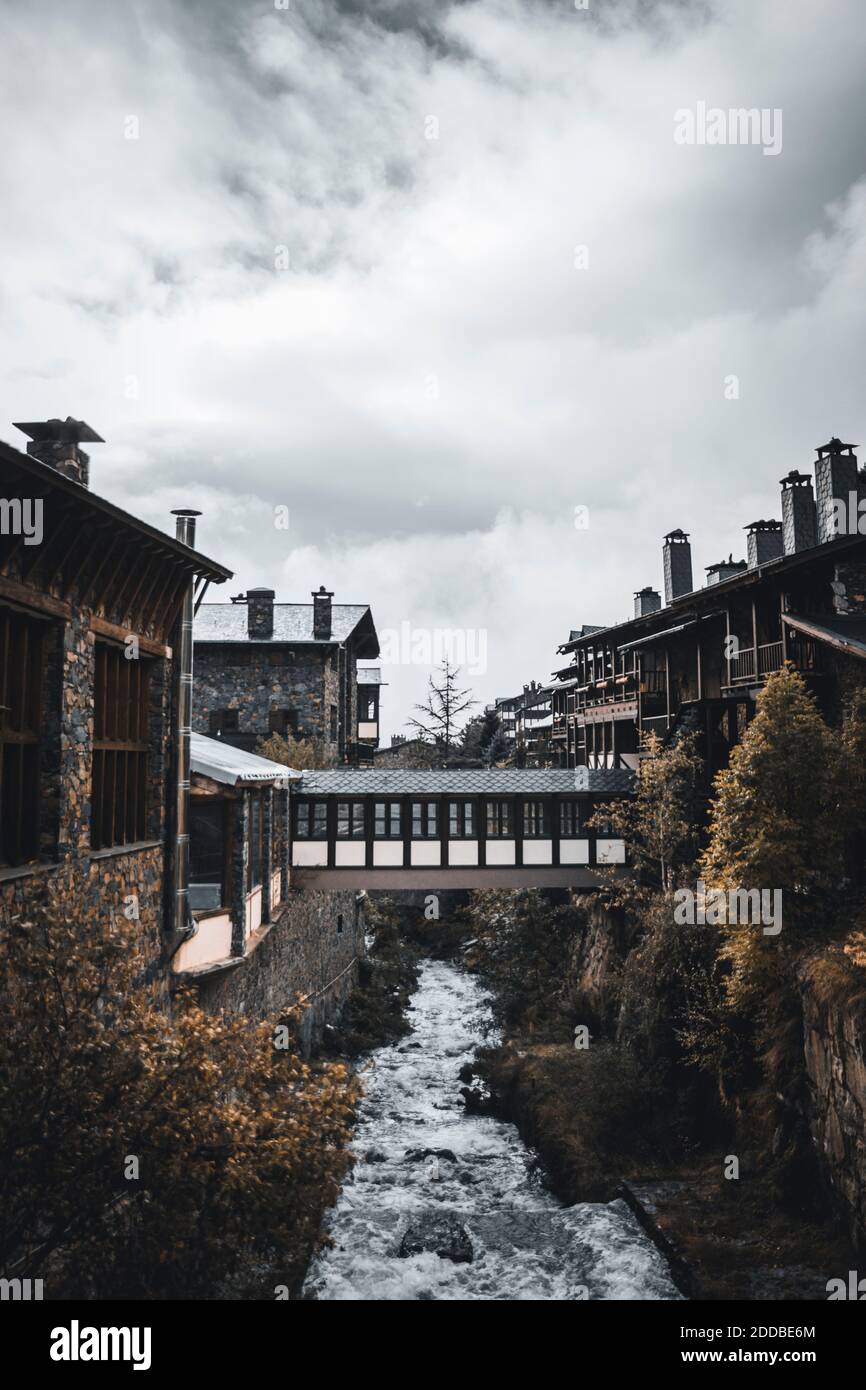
<box><xmin>2</xmin><ymin>0</ymin><xmax>865</xmax><ymax>738</ymax></box>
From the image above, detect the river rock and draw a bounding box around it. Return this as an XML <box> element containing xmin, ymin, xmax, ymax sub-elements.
<box><xmin>398</xmin><ymin>1214</ymin><xmax>474</xmax><ymax>1264</ymax></box>
<box><xmin>405</xmin><ymin>1146</ymin><xmax>457</xmax><ymax>1163</ymax></box>
<box><xmin>460</xmin><ymin>1085</ymin><xmax>488</xmax><ymax>1115</ymax></box>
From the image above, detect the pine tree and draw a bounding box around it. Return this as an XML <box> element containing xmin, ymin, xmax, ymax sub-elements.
<box><xmin>406</xmin><ymin>659</ymin><xmax>476</xmax><ymax>752</ymax></box>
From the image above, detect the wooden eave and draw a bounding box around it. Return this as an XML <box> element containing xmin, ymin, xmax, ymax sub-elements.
<box><xmin>0</xmin><ymin>440</ymin><xmax>232</xmax><ymax>641</ymax></box>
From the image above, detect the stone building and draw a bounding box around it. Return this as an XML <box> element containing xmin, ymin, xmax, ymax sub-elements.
<box><xmin>550</xmin><ymin>436</ymin><xmax>866</xmax><ymax>773</ymax></box>
<box><xmin>0</xmin><ymin>417</ymin><xmax>231</xmax><ymax>977</ymax></box>
<box><xmin>0</xmin><ymin>417</ymin><xmax>366</xmax><ymax>1044</ymax></box>
<box><xmin>192</xmin><ymin>586</ymin><xmax>380</xmax><ymax>764</ymax></box>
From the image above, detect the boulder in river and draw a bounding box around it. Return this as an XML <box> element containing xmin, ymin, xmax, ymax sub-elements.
<box><xmin>405</xmin><ymin>1146</ymin><xmax>457</xmax><ymax>1163</ymax></box>
<box><xmin>399</xmin><ymin>1214</ymin><xmax>474</xmax><ymax>1264</ymax></box>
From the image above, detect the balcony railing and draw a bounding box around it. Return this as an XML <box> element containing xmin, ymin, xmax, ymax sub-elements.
<box><xmin>729</xmin><ymin>641</ymin><xmax>784</xmax><ymax>683</ymax></box>
<box><xmin>758</xmin><ymin>640</ymin><xmax>784</xmax><ymax>675</ymax></box>
<box><xmin>729</xmin><ymin>646</ymin><xmax>755</xmax><ymax>681</ymax></box>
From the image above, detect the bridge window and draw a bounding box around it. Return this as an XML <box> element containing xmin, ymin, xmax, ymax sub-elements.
<box><xmin>523</xmin><ymin>800</ymin><xmax>549</xmax><ymax>838</ymax></box>
<box><xmin>374</xmin><ymin>801</ymin><xmax>402</xmax><ymax>837</ymax></box>
<box><xmin>486</xmin><ymin>799</ymin><xmax>512</xmax><ymax>837</ymax></box>
<box><xmin>412</xmin><ymin>801</ymin><xmax>439</xmax><ymax>838</ymax></box>
<box><xmin>559</xmin><ymin>800</ymin><xmax>582</xmax><ymax>837</ymax></box>
<box><xmin>448</xmin><ymin>800</ymin><xmax>475</xmax><ymax>838</ymax></box>
<box><xmin>295</xmin><ymin>799</ymin><xmax>327</xmax><ymax>838</ymax></box>
<box><xmin>337</xmin><ymin>801</ymin><xmax>366</xmax><ymax>837</ymax></box>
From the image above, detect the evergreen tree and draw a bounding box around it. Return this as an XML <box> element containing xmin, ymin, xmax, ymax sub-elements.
<box><xmin>407</xmin><ymin>659</ymin><xmax>476</xmax><ymax>751</ymax></box>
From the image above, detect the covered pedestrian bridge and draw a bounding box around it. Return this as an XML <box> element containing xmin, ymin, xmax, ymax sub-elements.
<box><xmin>289</xmin><ymin>767</ymin><xmax>632</xmax><ymax>889</ymax></box>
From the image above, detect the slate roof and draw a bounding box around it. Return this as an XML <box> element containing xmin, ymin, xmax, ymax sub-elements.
<box><xmin>194</xmin><ymin>602</ymin><xmax>373</xmax><ymax>645</ymax></box>
<box><xmin>295</xmin><ymin>767</ymin><xmax>634</xmax><ymax>795</ymax></box>
<box><xmin>190</xmin><ymin>732</ymin><xmax>302</xmax><ymax>787</ymax></box>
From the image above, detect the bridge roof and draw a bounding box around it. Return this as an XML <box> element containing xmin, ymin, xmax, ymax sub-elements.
<box><xmin>295</xmin><ymin>767</ymin><xmax>633</xmax><ymax>795</ymax></box>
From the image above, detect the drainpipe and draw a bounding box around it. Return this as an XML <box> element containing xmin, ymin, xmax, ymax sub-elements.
<box><xmin>170</xmin><ymin>509</ymin><xmax>201</xmax><ymax>939</ymax></box>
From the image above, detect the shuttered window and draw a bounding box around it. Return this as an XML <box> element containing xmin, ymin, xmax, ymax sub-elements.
<box><xmin>0</xmin><ymin>607</ymin><xmax>43</xmax><ymax>866</ymax></box>
<box><xmin>91</xmin><ymin>643</ymin><xmax>149</xmax><ymax>850</ymax></box>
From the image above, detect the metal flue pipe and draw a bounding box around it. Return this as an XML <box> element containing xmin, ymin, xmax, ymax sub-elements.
<box><xmin>171</xmin><ymin>509</ymin><xmax>201</xmax><ymax>938</ymax></box>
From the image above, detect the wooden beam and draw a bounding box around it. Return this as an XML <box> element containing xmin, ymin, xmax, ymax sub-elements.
<box><xmin>89</xmin><ymin>615</ymin><xmax>171</xmax><ymax>658</ymax></box>
<box><xmin>0</xmin><ymin>575</ymin><xmax>71</xmax><ymax>619</ymax></box>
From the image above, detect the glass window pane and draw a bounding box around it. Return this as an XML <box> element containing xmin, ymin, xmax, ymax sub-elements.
<box><xmin>449</xmin><ymin>801</ymin><xmax>459</xmax><ymax>836</ymax></box>
<box><xmin>353</xmin><ymin>803</ymin><xmax>365</xmax><ymax>836</ymax></box>
<box><xmin>390</xmin><ymin>803</ymin><xmax>401</xmax><ymax>836</ymax></box>
<box><xmin>375</xmin><ymin>802</ymin><xmax>386</xmax><ymax>836</ymax></box>
<box><xmin>337</xmin><ymin>802</ymin><xmax>349</xmax><ymax>837</ymax></box>
<box><xmin>428</xmin><ymin>802</ymin><xmax>438</xmax><ymax>836</ymax></box>
<box><xmin>313</xmin><ymin>803</ymin><xmax>327</xmax><ymax>837</ymax></box>
<box><xmin>465</xmin><ymin>802</ymin><xmax>474</xmax><ymax>836</ymax></box>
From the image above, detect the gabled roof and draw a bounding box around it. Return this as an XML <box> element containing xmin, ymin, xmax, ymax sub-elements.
<box><xmin>782</xmin><ymin>612</ymin><xmax>866</xmax><ymax>661</ymax></box>
<box><xmin>190</xmin><ymin>732</ymin><xmax>302</xmax><ymax>787</ymax></box>
<box><xmin>295</xmin><ymin>767</ymin><xmax>633</xmax><ymax>795</ymax></box>
<box><xmin>194</xmin><ymin>602</ymin><xmax>378</xmax><ymax>654</ymax></box>
<box><xmin>0</xmin><ymin>438</ymin><xmax>232</xmax><ymax>585</ymax></box>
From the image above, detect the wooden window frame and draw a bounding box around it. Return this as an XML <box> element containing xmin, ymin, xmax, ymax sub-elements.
<box><xmin>91</xmin><ymin>640</ymin><xmax>150</xmax><ymax>851</ymax></box>
<box><xmin>448</xmin><ymin>799</ymin><xmax>475</xmax><ymax>839</ymax></box>
<box><xmin>523</xmin><ymin>799</ymin><xmax>549</xmax><ymax>838</ymax></box>
<box><xmin>336</xmin><ymin>800</ymin><xmax>366</xmax><ymax>838</ymax></box>
<box><xmin>247</xmin><ymin>791</ymin><xmax>264</xmax><ymax>893</ymax></box>
<box><xmin>559</xmin><ymin>799</ymin><xmax>582</xmax><ymax>838</ymax></box>
<box><xmin>485</xmin><ymin>799</ymin><xmax>513</xmax><ymax>839</ymax></box>
<box><xmin>374</xmin><ymin>800</ymin><xmax>402</xmax><ymax>838</ymax></box>
<box><xmin>294</xmin><ymin>798</ymin><xmax>328</xmax><ymax>839</ymax></box>
<box><xmin>411</xmin><ymin>800</ymin><xmax>439</xmax><ymax>839</ymax></box>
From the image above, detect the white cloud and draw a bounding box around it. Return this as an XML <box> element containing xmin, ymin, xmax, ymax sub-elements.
<box><xmin>2</xmin><ymin>0</ymin><xmax>866</xmax><ymax>736</ymax></box>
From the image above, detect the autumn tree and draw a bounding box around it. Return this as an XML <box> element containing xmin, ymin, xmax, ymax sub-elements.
<box><xmin>0</xmin><ymin>889</ymin><xmax>357</xmax><ymax>1299</ymax></box>
<box><xmin>257</xmin><ymin>728</ymin><xmax>338</xmax><ymax>770</ymax></box>
<box><xmin>695</xmin><ymin>664</ymin><xmax>851</xmax><ymax>1113</ymax></box>
<box><xmin>407</xmin><ymin>659</ymin><xmax>476</xmax><ymax>753</ymax></box>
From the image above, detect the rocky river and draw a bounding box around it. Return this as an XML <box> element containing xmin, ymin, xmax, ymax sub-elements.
<box><xmin>304</xmin><ymin>959</ymin><xmax>682</xmax><ymax>1301</ymax></box>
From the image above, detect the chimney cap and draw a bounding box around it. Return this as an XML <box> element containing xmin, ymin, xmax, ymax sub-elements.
<box><xmin>705</xmin><ymin>557</ymin><xmax>746</xmax><ymax>572</ymax></box>
<box><xmin>634</xmin><ymin>586</ymin><xmax>660</xmax><ymax>596</ymax></box>
<box><xmin>14</xmin><ymin>416</ymin><xmax>104</xmax><ymax>445</ymax></box>
<box><xmin>744</xmin><ymin>518</ymin><xmax>782</xmax><ymax>532</ymax></box>
<box><xmin>312</xmin><ymin>585</ymin><xmax>334</xmax><ymax>598</ymax></box>
<box><xmin>780</xmin><ymin>469</ymin><xmax>812</xmax><ymax>488</ymax></box>
<box><xmin>247</xmin><ymin>586</ymin><xmax>275</xmax><ymax>596</ymax></box>
<box><xmin>816</xmin><ymin>436</ymin><xmax>857</xmax><ymax>456</ymax></box>
<box><xmin>663</xmin><ymin>528</ymin><xmax>690</xmax><ymax>542</ymax></box>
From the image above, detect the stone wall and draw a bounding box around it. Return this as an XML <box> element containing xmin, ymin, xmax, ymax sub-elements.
<box><xmin>800</xmin><ymin>963</ymin><xmax>866</xmax><ymax>1252</ymax></box>
<box><xmin>195</xmin><ymin>886</ymin><xmax>366</xmax><ymax>1051</ymax></box>
<box><xmin>1</xmin><ymin>598</ymin><xmax>173</xmax><ymax>985</ymax></box>
<box><xmin>193</xmin><ymin>634</ymin><xmax>364</xmax><ymax>761</ymax></box>
<box><xmin>193</xmin><ymin>643</ymin><xmax>336</xmax><ymax>751</ymax></box>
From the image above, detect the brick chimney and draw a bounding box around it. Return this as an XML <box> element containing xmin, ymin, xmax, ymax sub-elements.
<box><xmin>814</xmin><ymin>437</ymin><xmax>859</xmax><ymax>544</ymax></box>
<box><xmin>247</xmin><ymin>588</ymin><xmax>275</xmax><ymax>640</ymax></box>
<box><xmin>13</xmin><ymin>416</ymin><xmax>103</xmax><ymax>488</ymax></box>
<box><xmin>780</xmin><ymin>471</ymin><xmax>817</xmax><ymax>554</ymax></box>
<box><xmin>745</xmin><ymin>519</ymin><xmax>783</xmax><ymax>568</ymax></box>
<box><xmin>312</xmin><ymin>586</ymin><xmax>334</xmax><ymax>640</ymax></box>
<box><xmin>634</xmin><ymin>586</ymin><xmax>661</xmax><ymax>617</ymax></box>
<box><xmin>662</xmin><ymin>530</ymin><xmax>693</xmax><ymax>603</ymax></box>
<box><xmin>705</xmin><ymin>556</ymin><xmax>747</xmax><ymax>586</ymax></box>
